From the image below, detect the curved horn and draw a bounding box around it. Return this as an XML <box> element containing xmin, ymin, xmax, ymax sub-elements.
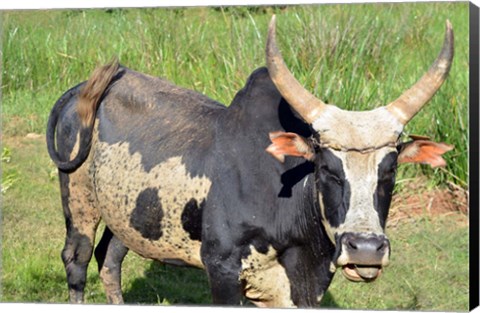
<box><xmin>386</xmin><ymin>20</ymin><xmax>454</xmax><ymax>125</ymax></box>
<box><xmin>266</xmin><ymin>15</ymin><xmax>327</xmax><ymax>124</ymax></box>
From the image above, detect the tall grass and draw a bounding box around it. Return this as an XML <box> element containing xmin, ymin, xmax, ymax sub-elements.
<box><xmin>1</xmin><ymin>3</ymin><xmax>468</xmax><ymax>187</ymax></box>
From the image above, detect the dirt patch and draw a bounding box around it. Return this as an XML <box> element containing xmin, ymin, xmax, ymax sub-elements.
<box><xmin>3</xmin><ymin>115</ymin><xmax>41</xmax><ymax>138</ymax></box>
<box><xmin>388</xmin><ymin>178</ymin><xmax>468</xmax><ymax>227</ymax></box>
<box><xmin>25</xmin><ymin>133</ymin><xmax>44</xmax><ymax>140</ymax></box>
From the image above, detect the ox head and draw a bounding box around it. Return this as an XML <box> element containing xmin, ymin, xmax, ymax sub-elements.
<box><xmin>265</xmin><ymin>16</ymin><xmax>454</xmax><ymax>282</ymax></box>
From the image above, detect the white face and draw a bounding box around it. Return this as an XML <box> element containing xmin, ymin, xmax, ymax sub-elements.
<box><xmin>311</xmin><ymin>105</ymin><xmax>403</xmax><ymax>282</ymax></box>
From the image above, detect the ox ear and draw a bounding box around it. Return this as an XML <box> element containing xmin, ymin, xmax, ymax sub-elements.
<box><xmin>266</xmin><ymin>131</ymin><xmax>314</xmax><ymax>163</ymax></box>
<box><xmin>398</xmin><ymin>137</ymin><xmax>454</xmax><ymax>168</ymax></box>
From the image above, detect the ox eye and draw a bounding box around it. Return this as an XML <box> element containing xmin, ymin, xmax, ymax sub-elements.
<box><xmin>378</xmin><ymin>152</ymin><xmax>398</xmax><ymax>182</ymax></box>
<box><xmin>379</xmin><ymin>167</ymin><xmax>396</xmax><ymax>182</ymax></box>
<box><xmin>321</xmin><ymin>166</ymin><xmax>342</xmax><ymax>185</ymax></box>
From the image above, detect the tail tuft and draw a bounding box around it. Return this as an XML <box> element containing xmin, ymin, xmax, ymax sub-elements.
<box><xmin>77</xmin><ymin>58</ymin><xmax>120</xmax><ymax>128</ymax></box>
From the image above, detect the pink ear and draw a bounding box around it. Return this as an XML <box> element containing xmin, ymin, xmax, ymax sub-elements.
<box><xmin>266</xmin><ymin>131</ymin><xmax>314</xmax><ymax>163</ymax></box>
<box><xmin>398</xmin><ymin>140</ymin><xmax>454</xmax><ymax>168</ymax></box>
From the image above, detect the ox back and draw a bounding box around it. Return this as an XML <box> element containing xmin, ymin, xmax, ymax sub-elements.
<box><xmin>49</xmin><ymin>65</ymin><xmax>334</xmax><ymax>307</ymax></box>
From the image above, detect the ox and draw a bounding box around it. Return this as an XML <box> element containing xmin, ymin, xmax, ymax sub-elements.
<box><xmin>47</xmin><ymin>16</ymin><xmax>454</xmax><ymax>307</ymax></box>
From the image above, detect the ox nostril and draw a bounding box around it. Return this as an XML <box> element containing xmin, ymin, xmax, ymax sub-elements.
<box><xmin>377</xmin><ymin>238</ymin><xmax>390</xmax><ymax>252</ymax></box>
<box><xmin>377</xmin><ymin>241</ymin><xmax>386</xmax><ymax>252</ymax></box>
<box><xmin>347</xmin><ymin>240</ymin><xmax>358</xmax><ymax>250</ymax></box>
<box><xmin>377</xmin><ymin>243</ymin><xmax>384</xmax><ymax>251</ymax></box>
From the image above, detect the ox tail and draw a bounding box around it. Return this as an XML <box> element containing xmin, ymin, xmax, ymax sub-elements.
<box><xmin>46</xmin><ymin>59</ymin><xmax>120</xmax><ymax>172</ymax></box>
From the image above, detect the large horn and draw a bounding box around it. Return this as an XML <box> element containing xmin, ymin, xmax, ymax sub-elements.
<box><xmin>266</xmin><ymin>15</ymin><xmax>327</xmax><ymax>124</ymax></box>
<box><xmin>386</xmin><ymin>20</ymin><xmax>454</xmax><ymax>125</ymax></box>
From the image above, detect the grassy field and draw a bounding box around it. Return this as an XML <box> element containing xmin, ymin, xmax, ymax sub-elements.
<box><xmin>1</xmin><ymin>3</ymin><xmax>470</xmax><ymax>311</ymax></box>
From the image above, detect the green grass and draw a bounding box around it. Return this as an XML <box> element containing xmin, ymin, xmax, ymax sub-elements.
<box><xmin>1</xmin><ymin>3</ymin><xmax>469</xmax><ymax>187</ymax></box>
<box><xmin>1</xmin><ymin>3</ymin><xmax>470</xmax><ymax>310</ymax></box>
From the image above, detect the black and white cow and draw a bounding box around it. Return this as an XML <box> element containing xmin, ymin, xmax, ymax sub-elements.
<box><xmin>46</xmin><ymin>16</ymin><xmax>454</xmax><ymax>307</ymax></box>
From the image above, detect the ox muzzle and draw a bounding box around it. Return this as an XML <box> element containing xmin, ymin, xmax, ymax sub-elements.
<box><xmin>335</xmin><ymin>232</ymin><xmax>390</xmax><ymax>282</ymax></box>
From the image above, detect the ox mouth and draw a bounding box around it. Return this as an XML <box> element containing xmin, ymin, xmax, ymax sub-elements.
<box><xmin>341</xmin><ymin>264</ymin><xmax>382</xmax><ymax>282</ymax></box>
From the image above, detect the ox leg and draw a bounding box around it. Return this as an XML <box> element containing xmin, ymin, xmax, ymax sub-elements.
<box><xmin>59</xmin><ymin>171</ymin><xmax>101</xmax><ymax>303</ymax></box>
<box><xmin>205</xmin><ymin>262</ymin><xmax>243</xmax><ymax>305</ymax></box>
<box><xmin>61</xmin><ymin>228</ymin><xmax>97</xmax><ymax>303</ymax></box>
<box><xmin>202</xmin><ymin>243</ymin><xmax>243</xmax><ymax>305</ymax></box>
<box><xmin>94</xmin><ymin>227</ymin><xmax>129</xmax><ymax>304</ymax></box>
